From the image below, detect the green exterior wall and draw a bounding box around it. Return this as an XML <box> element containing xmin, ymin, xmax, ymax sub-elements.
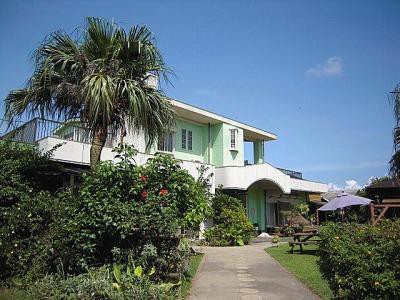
<box><xmin>210</xmin><ymin>123</ymin><xmax>223</xmax><ymax>166</ymax></box>
<box><xmin>174</xmin><ymin>119</ymin><xmax>208</xmax><ymax>163</ymax></box>
<box><xmin>150</xmin><ymin>117</ymin><xmax>255</xmax><ymax>167</ymax></box>
<box><xmin>221</xmin><ymin>123</ymin><xmax>244</xmax><ymax>166</ymax></box>
<box><xmin>247</xmin><ymin>186</ymin><xmax>265</xmax><ymax>230</ymax></box>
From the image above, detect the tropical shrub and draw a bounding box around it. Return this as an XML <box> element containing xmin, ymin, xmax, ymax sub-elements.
<box><xmin>318</xmin><ymin>220</ymin><xmax>400</xmax><ymax>299</ymax></box>
<box><xmin>20</xmin><ymin>264</ymin><xmax>175</xmax><ymax>300</ymax></box>
<box><xmin>49</xmin><ymin>145</ymin><xmax>210</xmax><ymax>277</ymax></box>
<box><xmin>1</xmin><ymin>144</ymin><xmax>210</xmax><ymax>283</ymax></box>
<box><xmin>204</xmin><ymin>193</ymin><xmax>253</xmax><ymax>246</ymax></box>
<box><xmin>0</xmin><ymin>191</ymin><xmax>64</xmax><ymax>281</ymax></box>
<box><xmin>0</xmin><ymin>141</ymin><xmax>63</xmax><ymax>281</ymax></box>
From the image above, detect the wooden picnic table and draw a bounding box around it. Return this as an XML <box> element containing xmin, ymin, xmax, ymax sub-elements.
<box><xmin>289</xmin><ymin>231</ymin><xmax>319</xmax><ymax>254</ymax></box>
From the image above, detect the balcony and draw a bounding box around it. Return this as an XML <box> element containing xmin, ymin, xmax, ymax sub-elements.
<box><xmin>1</xmin><ymin>118</ymin><xmax>215</xmax><ymax>192</ymax></box>
<box><xmin>1</xmin><ymin>118</ymin><xmax>116</xmax><ymax>147</ymax></box>
<box><xmin>215</xmin><ymin>163</ymin><xmax>327</xmax><ymax>194</ymax></box>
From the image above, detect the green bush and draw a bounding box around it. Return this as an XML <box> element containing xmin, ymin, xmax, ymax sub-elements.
<box><xmin>0</xmin><ymin>191</ymin><xmax>65</xmax><ymax>281</ymax></box>
<box><xmin>204</xmin><ymin>193</ymin><xmax>253</xmax><ymax>246</ymax></box>
<box><xmin>0</xmin><ymin>141</ymin><xmax>63</xmax><ymax>281</ymax></box>
<box><xmin>0</xmin><ymin>144</ymin><xmax>210</xmax><ymax>283</ymax></box>
<box><xmin>318</xmin><ymin>220</ymin><xmax>400</xmax><ymax>299</ymax></box>
<box><xmin>20</xmin><ymin>264</ymin><xmax>176</xmax><ymax>300</ymax></box>
<box><xmin>48</xmin><ymin>145</ymin><xmax>210</xmax><ymax>277</ymax></box>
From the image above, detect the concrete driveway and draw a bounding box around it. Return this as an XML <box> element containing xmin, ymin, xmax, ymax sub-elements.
<box><xmin>189</xmin><ymin>240</ymin><xmax>319</xmax><ymax>300</ymax></box>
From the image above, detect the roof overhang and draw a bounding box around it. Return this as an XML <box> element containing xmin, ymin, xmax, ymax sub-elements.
<box><xmin>170</xmin><ymin>99</ymin><xmax>277</xmax><ymax>141</ymax></box>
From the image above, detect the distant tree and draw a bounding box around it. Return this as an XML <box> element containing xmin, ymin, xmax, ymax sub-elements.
<box><xmin>4</xmin><ymin>17</ymin><xmax>175</xmax><ymax>169</ymax></box>
<box><xmin>389</xmin><ymin>84</ymin><xmax>400</xmax><ymax>178</ymax></box>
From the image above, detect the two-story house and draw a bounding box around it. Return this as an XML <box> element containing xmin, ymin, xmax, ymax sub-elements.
<box><xmin>2</xmin><ymin>99</ymin><xmax>327</xmax><ymax>232</ymax></box>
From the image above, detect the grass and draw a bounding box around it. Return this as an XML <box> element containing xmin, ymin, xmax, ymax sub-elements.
<box><xmin>179</xmin><ymin>253</ymin><xmax>204</xmax><ymax>299</ymax></box>
<box><xmin>266</xmin><ymin>243</ymin><xmax>333</xmax><ymax>300</ymax></box>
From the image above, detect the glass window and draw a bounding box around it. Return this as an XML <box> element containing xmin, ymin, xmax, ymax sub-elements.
<box><xmin>188</xmin><ymin>130</ymin><xmax>192</xmax><ymax>150</ymax></box>
<box><xmin>158</xmin><ymin>133</ymin><xmax>173</xmax><ymax>152</ymax></box>
<box><xmin>181</xmin><ymin>129</ymin><xmax>193</xmax><ymax>151</ymax></box>
<box><xmin>230</xmin><ymin>129</ymin><xmax>238</xmax><ymax>149</ymax></box>
<box><xmin>181</xmin><ymin>129</ymin><xmax>186</xmax><ymax>149</ymax></box>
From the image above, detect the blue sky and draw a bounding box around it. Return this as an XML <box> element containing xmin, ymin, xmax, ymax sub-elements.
<box><xmin>1</xmin><ymin>0</ymin><xmax>399</xmax><ymax>190</ymax></box>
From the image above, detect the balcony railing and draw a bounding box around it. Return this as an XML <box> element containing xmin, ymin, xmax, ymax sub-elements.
<box><xmin>277</xmin><ymin>168</ymin><xmax>303</xmax><ymax>179</ymax></box>
<box><xmin>0</xmin><ymin>118</ymin><xmax>116</xmax><ymax>148</ymax></box>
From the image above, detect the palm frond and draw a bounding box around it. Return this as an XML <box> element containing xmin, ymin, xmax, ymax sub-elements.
<box><xmin>4</xmin><ymin>17</ymin><xmax>175</xmax><ymax>160</ymax></box>
<box><xmin>390</xmin><ymin>84</ymin><xmax>400</xmax><ymax>178</ymax></box>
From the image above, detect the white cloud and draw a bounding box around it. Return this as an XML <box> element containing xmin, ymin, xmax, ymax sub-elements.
<box><xmin>327</xmin><ymin>183</ymin><xmax>341</xmax><ymax>191</ymax></box>
<box><xmin>344</xmin><ymin>179</ymin><xmax>361</xmax><ymax>190</ymax></box>
<box><xmin>305</xmin><ymin>56</ymin><xmax>343</xmax><ymax>77</ymax></box>
<box><xmin>328</xmin><ymin>177</ymin><xmax>375</xmax><ymax>192</ymax></box>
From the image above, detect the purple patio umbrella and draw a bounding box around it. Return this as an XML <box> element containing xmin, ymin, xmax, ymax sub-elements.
<box><xmin>318</xmin><ymin>193</ymin><xmax>372</xmax><ymax>211</ymax></box>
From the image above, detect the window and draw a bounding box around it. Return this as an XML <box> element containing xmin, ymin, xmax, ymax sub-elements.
<box><xmin>181</xmin><ymin>129</ymin><xmax>193</xmax><ymax>151</ymax></box>
<box><xmin>188</xmin><ymin>130</ymin><xmax>192</xmax><ymax>150</ymax></box>
<box><xmin>181</xmin><ymin>129</ymin><xmax>186</xmax><ymax>149</ymax></box>
<box><xmin>230</xmin><ymin>129</ymin><xmax>238</xmax><ymax>149</ymax></box>
<box><xmin>158</xmin><ymin>133</ymin><xmax>173</xmax><ymax>152</ymax></box>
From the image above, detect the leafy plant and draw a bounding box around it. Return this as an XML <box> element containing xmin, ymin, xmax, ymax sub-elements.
<box><xmin>1</xmin><ymin>144</ymin><xmax>210</xmax><ymax>283</ymax></box>
<box><xmin>271</xmin><ymin>235</ymin><xmax>280</xmax><ymax>244</ymax></box>
<box><xmin>204</xmin><ymin>194</ymin><xmax>253</xmax><ymax>246</ymax></box>
<box><xmin>48</xmin><ymin>145</ymin><xmax>209</xmax><ymax>277</ymax></box>
<box><xmin>0</xmin><ymin>141</ymin><xmax>64</xmax><ymax>281</ymax></box>
<box><xmin>318</xmin><ymin>220</ymin><xmax>400</xmax><ymax>299</ymax></box>
<box><xmin>389</xmin><ymin>83</ymin><xmax>400</xmax><ymax>178</ymax></box>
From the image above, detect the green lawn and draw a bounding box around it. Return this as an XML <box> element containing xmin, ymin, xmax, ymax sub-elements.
<box><xmin>179</xmin><ymin>253</ymin><xmax>204</xmax><ymax>299</ymax></box>
<box><xmin>266</xmin><ymin>243</ymin><xmax>333</xmax><ymax>300</ymax></box>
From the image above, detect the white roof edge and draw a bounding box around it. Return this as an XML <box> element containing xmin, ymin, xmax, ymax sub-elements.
<box><xmin>170</xmin><ymin>99</ymin><xmax>277</xmax><ymax>140</ymax></box>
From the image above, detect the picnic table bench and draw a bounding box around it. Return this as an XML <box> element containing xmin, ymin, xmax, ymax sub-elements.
<box><xmin>289</xmin><ymin>231</ymin><xmax>319</xmax><ymax>254</ymax></box>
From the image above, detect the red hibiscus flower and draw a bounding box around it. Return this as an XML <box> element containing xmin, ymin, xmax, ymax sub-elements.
<box><xmin>141</xmin><ymin>190</ymin><xmax>148</xmax><ymax>198</ymax></box>
<box><xmin>159</xmin><ymin>189</ymin><xmax>168</xmax><ymax>196</ymax></box>
<box><xmin>140</xmin><ymin>175</ymin><xmax>148</xmax><ymax>183</ymax></box>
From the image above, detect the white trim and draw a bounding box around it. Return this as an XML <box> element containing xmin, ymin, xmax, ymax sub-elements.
<box><xmin>170</xmin><ymin>99</ymin><xmax>277</xmax><ymax>141</ymax></box>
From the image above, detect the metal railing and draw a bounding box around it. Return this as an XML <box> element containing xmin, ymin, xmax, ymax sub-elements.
<box><xmin>0</xmin><ymin>118</ymin><xmax>116</xmax><ymax>148</ymax></box>
<box><xmin>277</xmin><ymin>168</ymin><xmax>303</xmax><ymax>179</ymax></box>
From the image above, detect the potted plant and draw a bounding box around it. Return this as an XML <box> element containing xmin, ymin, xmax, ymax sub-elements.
<box><xmin>271</xmin><ymin>235</ymin><xmax>280</xmax><ymax>247</ymax></box>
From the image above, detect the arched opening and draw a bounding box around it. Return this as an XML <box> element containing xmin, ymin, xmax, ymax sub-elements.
<box><xmin>224</xmin><ymin>179</ymin><xmax>308</xmax><ymax>233</ymax></box>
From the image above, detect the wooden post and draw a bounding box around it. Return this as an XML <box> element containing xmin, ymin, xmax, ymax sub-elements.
<box><xmin>373</xmin><ymin>206</ymin><xmax>389</xmax><ymax>225</ymax></box>
<box><xmin>369</xmin><ymin>203</ymin><xmax>375</xmax><ymax>224</ymax></box>
<box><xmin>316</xmin><ymin>210</ymin><xmax>320</xmax><ymax>225</ymax></box>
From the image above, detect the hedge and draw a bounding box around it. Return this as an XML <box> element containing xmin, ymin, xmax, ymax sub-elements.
<box><xmin>318</xmin><ymin>220</ymin><xmax>400</xmax><ymax>299</ymax></box>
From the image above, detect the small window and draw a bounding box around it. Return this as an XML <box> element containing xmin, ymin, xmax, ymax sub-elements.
<box><xmin>188</xmin><ymin>130</ymin><xmax>192</xmax><ymax>150</ymax></box>
<box><xmin>158</xmin><ymin>133</ymin><xmax>173</xmax><ymax>152</ymax></box>
<box><xmin>181</xmin><ymin>129</ymin><xmax>187</xmax><ymax>149</ymax></box>
<box><xmin>181</xmin><ymin>129</ymin><xmax>193</xmax><ymax>151</ymax></box>
<box><xmin>230</xmin><ymin>129</ymin><xmax>238</xmax><ymax>149</ymax></box>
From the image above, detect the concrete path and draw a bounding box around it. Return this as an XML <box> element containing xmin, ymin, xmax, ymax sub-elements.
<box><xmin>189</xmin><ymin>240</ymin><xmax>319</xmax><ymax>300</ymax></box>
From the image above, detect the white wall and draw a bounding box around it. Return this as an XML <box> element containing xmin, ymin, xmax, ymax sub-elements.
<box><xmin>37</xmin><ymin>137</ymin><xmax>215</xmax><ymax>193</ymax></box>
<box><xmin>215</xmin><ymin>163</ymin><xmax>327</xmax><ymax>194</ymax></box>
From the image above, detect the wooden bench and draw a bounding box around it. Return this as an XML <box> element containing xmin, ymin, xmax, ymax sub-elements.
<box><xmin>289</xmin><ymin>240</ymin><xmax>319</xmax><ymax>254</ymax></box>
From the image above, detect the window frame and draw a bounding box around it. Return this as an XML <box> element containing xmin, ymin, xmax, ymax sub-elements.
<box><xmin>181</xmin><ymin>129</ymin><xmax>187</xmax><ymax>149</ymax></box>
<box><xmin>157</xmin><ymin>132</ymin><xmax>174</xmax><ymax>153</ymax></box>
<box><xmin>188</xmin><ymin>130</ymin><xmax>193</xmax><ymax>151</ymax></box>
<box><xmin>230</xmin><ymin>129</ymin><xmax>238</xmax><ymax>150</ymax></box>
<box><xmin>181</xmin><ymin>128</ymin><xmax>193</xmax><ymax>151</ymax></box>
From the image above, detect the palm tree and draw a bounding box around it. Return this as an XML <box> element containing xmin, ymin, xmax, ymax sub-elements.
<box><xmin>390</xmin><ymin>83</ymin><xmax>400</xmax><ymax>178</ymax></box>
<box><xmin>4</xmin><ymin>17</ymin><xmax>175</xmax><ymax>169</ymax></box>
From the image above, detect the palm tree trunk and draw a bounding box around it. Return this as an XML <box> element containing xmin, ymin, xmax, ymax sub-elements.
<box><xmin>90</xmin><ymin>127</ymin><xmax>107</xmax><ymax>169</ymax></box>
